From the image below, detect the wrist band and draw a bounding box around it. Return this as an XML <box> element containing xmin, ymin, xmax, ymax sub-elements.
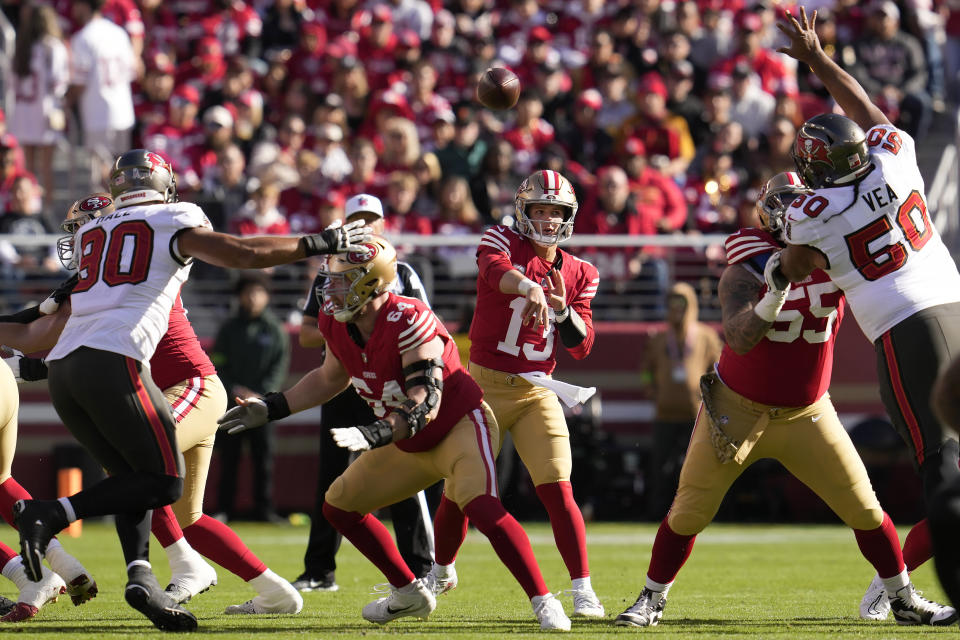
<box><xmin>518</xmin><ymin>278</ymin><xmax>537</xmax><ymax>296</ymax></box>
<box><xmin>554</xmin><ymin>306</ymin><xmax>570</xmax><ymax>322</ymax></box>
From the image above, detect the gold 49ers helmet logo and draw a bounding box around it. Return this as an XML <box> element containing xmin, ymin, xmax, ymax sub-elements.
<box><xmin>79</xmin><ymin>195</ymin><xmax>113</xmax><ymax>212</ymax></box>
<box><xmin>346</xmin><ymin>242</ymin><xmax>379</xmax><ymax>264</ymax></box>
<box><xmin>796</xmin><ymin>133</ymin><xmax>833</xmax><ymax>167</ymax></box>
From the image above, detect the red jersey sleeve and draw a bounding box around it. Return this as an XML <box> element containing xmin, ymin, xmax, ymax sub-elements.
<box><xmin>565</xmin><ymin>257</ymin><xmax>599</xmax><ymax>360</ymax></box>
<box><xmin>724</xmin><ymin>228</ymin><xmax>781</xmax><ymax>270</ymax></box>
<box><xmin>396</xmin><ymin>303</ymin><xmax>441</xmax><ymax>354</ymax></box>
<box><xmin>476</xmin><ymin>225</ymin><xmax>517</xmax><ymax>288</ymax></box>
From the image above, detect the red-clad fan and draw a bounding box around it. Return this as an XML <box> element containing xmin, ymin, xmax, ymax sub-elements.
<box><xmin>712</xmin><ymin>11</ymin><xmax>797</xmax><ymax>98</ymax></box>
<box><xmin>406</xmin><ymin>60</ymin><xmax>453</xmax><ymax>145</ymax></box>
<box><xmin>133</xmin><ymin>52</ymin><xmax>176</xmax><ymax>145</ymax></box>
<box><xmin>179</xmin><ymin>0</ymin><xmax>262</xmax><ymax>58</ymax></box>
<box><xmin>142</xmin><ymin>85</ymin><xmax>205</xmax><ymax>179</ymax></box>
<box><xmin>176</xmin><ymin>37</ymin><xmax>226</xmax><ymax>92</ymax></box>
<box><xmin>138</xmin><ymin>0</ymin><xmax>178</xmax><ymax>55</ymax></box>
<box><xmin>339</xmin><ymin>138</ymin><xmax>389</xmax><ymax>199</ymax></box>
<box><xmin>424</xmin><ymin>10</ymin><xmax>470</xmax><ymax>104</ymax></box>
<box><xmin>503</xmin><ymin>91</ymin><xmax>555</xmax><ymax>176</ymax></box>
<box><xmin>288</xmin><ymin>23</ymin><xmax>333</xmax><ymax>96</ymax></box>
<box><xmin>353</xmin><ymin>5</ymin><xmax>401</xmax><ymax>93</ymax></box>
<box><xmin>231</xmin><ymin>182</ymin><xmax>291</xmax><ymax>236</ymax></box>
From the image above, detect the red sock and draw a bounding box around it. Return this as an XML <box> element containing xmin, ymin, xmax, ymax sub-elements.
<box><xmin>535</xmin><ymin>481</ymin><xmax>589</xmax><ymax>579</ymax></box>
<box><xmin>464</xmin><ymin>495</ymin><xmax>548</xmax><ymax>598</ymax></box>
<box><xmin>0</xmin><ymin>477</ymin><xmax>32</xmax><ymax>528</ymax></box>
<box><xmin>151</xmin><ymin>505</ymin><xmax>184</xmax><ymax>548</ymax></box>
<box><xmin>647</xmin><ymin>518</ymin><xmax>696</xmax><ymax>585</ymax></box>
<box><xmin>183</xmin><ymin>514</ymin><xmax>266</xmax><ymax>582</ymax></box>
<box><xmin>902</xmin><ymin>518</ymin><xmax>932</xmax><ymax>572</ymax></box>
<box><xmin>0</xmin><ymin>540</ymin><xmax>17</xmax><ymax>571</ymax></box>
<box><xmin>854</xmin><ymin>512</ymin><xmax>905</xmax><ymax>579</ymax></box>
<box><xmin>433</xmin><ymin>493</ymin><xmax>468</xmax><ymax>565</ymax></box>
<box><xmin>322</xmin><ymin>503</ymin><xmax>415</xmax><ymax>588</ymax></box>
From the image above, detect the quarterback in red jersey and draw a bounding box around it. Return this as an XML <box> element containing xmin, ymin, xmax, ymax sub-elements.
<box><xmin>218</xmin><ymin>237</ymin><xmax>571</xmax><ymax>631</ymax></box>
<box><xmin>456</xmin><ymin>169</ymin><xmax>603</xmax><ymax>619</ymax></box>
<box><xmin>614</xmin><ymin>173</ymin><xmax>956</xmax><ymax>628</ymax></box>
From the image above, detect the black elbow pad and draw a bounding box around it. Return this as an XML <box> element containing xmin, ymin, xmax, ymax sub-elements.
<box><xmin>556</xmin><ymin>308</ymin><xmax>588</xmax><ymax>347</ymax></box>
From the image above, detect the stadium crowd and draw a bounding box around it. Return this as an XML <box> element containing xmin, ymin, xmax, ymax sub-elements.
<box><xmin>0</xmin><ymin>0</ymin><xmax>954</xmax><ymax>311</ymax></box>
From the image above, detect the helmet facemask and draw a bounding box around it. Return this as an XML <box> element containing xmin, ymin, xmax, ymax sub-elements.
<box><xmin>318</xmin><ymin>239</ymin><xmax>397</xmax><ymax>322</ymax></box>
<box><xmin>57</xmin><ymin>193</ymin><xmax>115</xmax><ymax>269</ymax></box>
<box><xmin>756</xmin><ymin>172</ymin><xmax>809</xmax><ymax>241</ymax></box>
<box><xmin>515</xmin><ymin>170</ymin><xmax>579</xmax><ymax>247</ymax></box>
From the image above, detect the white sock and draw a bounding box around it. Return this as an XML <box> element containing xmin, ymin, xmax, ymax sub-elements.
<box><xmin>44</xmin><ymin>538</ymin><xmax>72</xmax><ymax>577</ymax></box>
<box><xmin>127</xmin><ymin>560</ymin><xmax>151</xmax><ymax>572</ymax></box>
<box><xmin>882</xmin><ymin>569</ymin><xmax>910</xmax><ymax>598</ymax></box>
<box><xmin>645</xmin><ymin>576</ymin><xmax>673</xmax><ymax>597</ymax></box>
<box><xmin>434</xmin><ymin>562</ymin><xmax>454</xmax><ymax>576</ymax></box>
<box><xmin>58</xmin><ymin>497</ymin><xmax>77</xmax><ymax>523</ymax></box>
<box><xmin>572</xmin><ymin>576</ymin><xmax>592</xmax><ymax>592</ymax></box>
<box><xmin>1</xmin><ymin>556</ymin><xmax>25</xmax><ymax>587</ymax></box>
<box><xmin>249</xmin><ymin>568</ymin><xmax>285</xmax><ymax>592</ymax></box>
<box><xmin>164</xmin><ymin>537</ymin><xmax>194</xmax><ymax>564</ymax></box>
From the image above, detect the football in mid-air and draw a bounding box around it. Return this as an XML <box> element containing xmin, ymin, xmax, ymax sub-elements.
<box><xmin>476</xmin><ymin>67</ymin><xmax>521</xmax><ymax>110</ymax></box>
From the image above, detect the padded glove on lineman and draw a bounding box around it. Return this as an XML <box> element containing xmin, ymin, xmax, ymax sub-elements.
<box><xmin>217</xmin><ymin>398</ymin><xmax>269</xmax><ymax>434</ymax></box>
<box><xmin>763</xmin><ymin>251</ymin><xmax>791</xmax><ymax>292</ymax></box>
<box><xmin>331</xmin><ymin>419</ymin><xmax>394</xmax><ymax>452</ymax></box>
<box><xmin>302</xmin><ymin>220</ymin><xmax>373</xmax><ymax>256</ymax></box>
<box><xmin>2</xmin><ymin>351</ymin><xmax>48</xmax><ymax>382</ymax></box>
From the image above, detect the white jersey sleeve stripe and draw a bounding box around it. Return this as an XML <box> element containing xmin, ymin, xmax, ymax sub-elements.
<box><xmin>479</xmin><ymin>239</ymin><xmax>510</xmax><ymax>253</ymax></box>
<box><xmin>399</xmin><ymin>316</ymin><xmax>438</xmax><ymax>352</ymax></box>
<box><xmin>398</xmin><ymin>310</ymin><xmax>431</xmax><ymax>339</ymax></box>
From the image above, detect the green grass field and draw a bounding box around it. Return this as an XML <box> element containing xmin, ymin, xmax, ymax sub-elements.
<box><xmin>0</xmin><ymin>521</ymin><xmax>953</xmax><ymax>638</ymax></box>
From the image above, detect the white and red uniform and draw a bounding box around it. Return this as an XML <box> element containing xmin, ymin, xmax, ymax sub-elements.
<box><xmin>470</xmin><ymin>225</ymin><xmax>598</xmax><ymax>375</ymax></box>
<box><xmin>718</xmin><ymin>228</ymin><xmax>845</xmax><ymax>407</ymax></box>
<box><xmin>318</xmin><ymin>293</ymin><xmax>483</xmax><ymax>453</ymax></box>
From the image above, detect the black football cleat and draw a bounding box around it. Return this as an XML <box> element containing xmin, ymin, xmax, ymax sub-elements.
<box><xmin>125</xmin><ymin>565</ymin><xmax>198</xmax><ymax>632</ymax></box>
<box><xmin>13</xmin><ymin>500</ymin><xmax>66</xmax><ymax>583</ymax></box>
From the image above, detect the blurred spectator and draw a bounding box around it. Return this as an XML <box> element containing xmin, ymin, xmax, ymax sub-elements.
<box><xmin>434</xmin><ymin>101</ymin><xmax>487</xmax><ymax>180</ymax></box>
<box><xmin>622</xmin><ymin>73</ymin><xmax>695</xmax><ymax>178</ymax></box>
<box><xmin>384</xmin><ymin>0</ymin><xmax>434</xmax><ymax>42</ymax></box>
<box><xmin>197</xmin><ymin>143</ymin><xmax>248</xmax><ymax>230</ymax></box>
<box><xmin>621</xmin><ymin>138</ymin><xmax>688</xmax><ymax>234</ymax></box>
<box><xmin>640</xmin><ymin>282</ymin><xmax>722</xmax><ymax>520</ymax></box>
<box><xmin>384</xmin><ymin>170</ymin><xmax>433</xmax><ymax>235</ymax></box>
<box><xmin>142</xmin><ymin>84</ymin><xmax>204</xmax><ymax>184</ymax></box>
<box><xmin>411</xmin><ymin>151</ymin><xmax>442</xmax><ymax>218</ymax></box>
<box><xmin>434</xmin><ymin>174</ymin><xmax>482</xmax><ymax>277</ymax></box>
<box><xmin>310</xmin><ymin>93</ymin><xmax>349</xmax><ymax>139</ymax></box>
<box><xmin>340</xmin><ymin>136</ymin><xmax>386</xmax><ymax>196</ymax></box>
<box><xmin>231</xmin><ymin>181</ymin><xmax>290</xmax><ymax>236</ymax></box>
<box><xmin>178</xmin><ymin>36</ymin><xmax>227</xmax><ymax>94</ymax></box>
<box><xmin>556</xmin><ymin>89</ymin><xmax>615</xmax><ymax>172</ymax></box>
<box><xmin>685</xmin><ymin>150</ymin><xmax>744</xmax><ymax>234</ymax></box>
<box><xmin>424</xmin><ymin>9</ymin><xmax>471</xmax><ymax>103</ymax></box>
<box><xmin>67</xmin><ymin>0</ymin><xmax>136</xmax><ymax>190</ymax></box>
<box><xmin>729</xmin><ymin>63</ymin><xmax>776</xmax><ymax>142</ymax></box>
<box><xmin>713</xmin><ymin>11</ymin><xmax>795</xmax><ymax>98</ymax></box>
<box><xmin>192</xmin><ymin>0</ymin><xmax>262</xmax><ymax>60</ymax></box>
<box><xmin>849</xmin><ymin>1</ymin><xmax>932</xmax><ymax>139</ymax></box>
<box><xmin>678</xmin><ymin>2</ymin><xmax>732</xmax><ymax>78</ymax></box>
<box><xmin>407</xmin><ymin>59</ymin><xmax>452</xmax><ymax>144</ymax></box>
<box><xmin>213</xmin><ymin>273</ymin><xmax>289</xmax><ymax>523</ymax></box>
<box><xmin>333</xmin><ymin>56</ymin><xmax>372</xmax><ymax>133</ymax></box>
<box><xmin>356</xmin><ymin>4</ymin><xmax>401</xmax><ymax>92</ymax></box>
<box><xmin>0</xmin><ymin>174</ymin><xmax>60</xmax><ymax>277</ymax></box>
<box><xmin>248</xmin><ymin>113</ymin><xmax>306</xmax><ymax>188</ymax></box>
<box><xmin>426</xmin><ymin>109</ymin><xmax>456</xmax><ymax>154</ymax></box>
<box><xmin>595</xmin><ymin>61</ymin><xmax>637</xmax><ymax>132</ymax></box>
<box><xmin>531</xmin><ymin>59</ymin><xmax>574</xmax><ymax>128</ymax></box>
<box><xmin>133</xmin><ymin>52</ymin><xmax>176</xmax><ymax>145</ymax></box>
<box><xmin>203</xmin><ymin>55</ymin><xmax>257</xmax><ymax>114</ymax></box>
<box><xmin>288</xmin><ymin>22</ymin><xmax>329</xmax><ymax>96</ymax></box>
<box><xmin>313</xmin><ymin>122</ymin><xmax>352</xmax><ymax>185</ymax></box>
<box><xmin>138</xmin><ymin>0</ymin><xmax>178</xmax><ymax>56</ymax></box>
<box><xmin>278</xmin><ymin>149</ymin><xmax>323</xmax><ymax>233</ymax></box>
<box><xmin>260</xmin><ymin>0</ymin><xmax>308</xmax><ymax>56</ymax></box>
<box><xmin>10</xmin><ymin>4</ymin><xmax>68</xmax><ymax>212</ymax></box>
<box><xmin>378</xmin><ymin>116</ymin><xmax>421</xmax><ymax>173</ymax></box>
<box><xmin>234</xmin><ymin>89</ymin><xmax>266</xmax><ymax>157</ymax></box>
<box><xmin>664</xmin><ymin>60</ymin><xmax>705</xmax><ymax>145</ymax></box>
<box><xmin>470</xmin><ymin>138</ymin><xmax>525</xmax><ymax>225</ymax></box>
<box><xmin>759</xmin><ymin>115</ymin><xmax>799</xmax><ymax>177</ymax></box>
<box><xmin>577</xmin><ymin>166</ymin><xmax>670</xmax><ymax>303</ymax></box>
<box><xmin>503</xmin><ymin>90</ymin><xmax>555</xmax><ymax>176</ymax></box>
<box><xmin>576</xmin><ymin>27</ymin><xmax>618</xmax><ymax>91</ymax></box>
<box><xmin>0</xmin><ymin>136</ymin><xmax>30</xmax><ymax>214</ymax></box>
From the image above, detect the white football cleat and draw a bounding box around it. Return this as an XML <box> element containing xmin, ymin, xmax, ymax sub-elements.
<box><xmin>224</xmin><ymin>578</ymin><xmax>302</xmax><ymax>615</ymax></box>
<box><xmin>568</xmin><ymin>587</ymin><xmax>604</xmax><ymax>618</ymax></box>
<box><xmin>1</xmin><ymin>564</ymin><xmax>66</xmax><ymax>622</ymax></box>
<box><xmin>361</xmin><ymin>580</ymin><xmax>435</xmax><ymax>624</ymax></box>
<box><xmin>532</xmin><ymin>593</ymin><xmax>571</xmax><ymax>631</ymax></box>
<box><xmin>615</xmin><ymin>587</ymin><xmax>667</xmax><ymax>627</ymax></box>
<box><xmin>165</xmin><ymin>554</ymin><xmax>218</xmax><ymax>604</ymax></box>
<box><xmin>422</xmin><ymin>564</ymin><xmax>458</xmax><ymax>597</ymax></box>
<box><xmin>859</xmin><ymin>574</ymin><xmax>889</xmax><ymax>621</ymax></box>
<box><xmin>44</xmin><ymin>543</ymin><xmax>98</xmax><ymax>606</ymax></box>
<box><xmin>889</xmin><ymin>583</ymin><xmax>958</xmax><ymax>626</ymax></box>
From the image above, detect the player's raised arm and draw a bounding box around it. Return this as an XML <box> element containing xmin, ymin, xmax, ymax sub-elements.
<box><xmin>177</xmin><ymin>220</ymin><xmax>371</xmax><ymax>270</ymax></box>
<box><xmin>778</xmin><ymin>7</ymin><xmax>890</xmax><ymax>130</ymax></box>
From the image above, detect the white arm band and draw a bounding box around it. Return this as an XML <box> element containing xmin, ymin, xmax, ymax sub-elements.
<box><xmin>753</xmin><ymin>288</ymin><xmax>789</xmax><ymax>323</ymax></box>
<box><xmin>517</xmin><ymin>278</ymin><xmax>537</xmax><ymax>296</ymax></box>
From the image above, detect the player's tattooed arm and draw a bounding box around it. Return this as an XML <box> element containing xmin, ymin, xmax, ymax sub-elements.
<box><xmin>719</xmin><ymin>264</ymin><xmax>772</xmax><ymax>355</ymax></box>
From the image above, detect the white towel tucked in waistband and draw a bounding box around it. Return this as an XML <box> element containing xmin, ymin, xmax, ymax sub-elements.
<box><xmin>517</xmin><ymin>372</ymin><xmax>597</xmax><ymax>408</ymax></box>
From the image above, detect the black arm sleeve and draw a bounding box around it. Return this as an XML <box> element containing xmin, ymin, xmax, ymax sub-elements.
<box><xmin>556</xmin><ymin>308</ymin><xmax>588</xmax><ymax>348</ymax></box>
<box><xmin>0</xmin><ymin>306</ymin><xmax>42</xmax><ymax>324</ymax></box>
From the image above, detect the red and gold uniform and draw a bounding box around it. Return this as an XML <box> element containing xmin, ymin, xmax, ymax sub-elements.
<box><xmin>321</xmin><ymin>294</ymin><xmax>495</xmax><ymax>509</ymax></box>
<box><xmin>669</xmin><ymin>228</ymin><xmax>884</xmax><ymax>535</ymax></box>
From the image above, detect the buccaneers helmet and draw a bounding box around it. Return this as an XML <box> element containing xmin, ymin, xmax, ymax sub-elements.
<box><xmin>109</xmin><ymin>149</ymin><xmax>177</xmax><ymax>208</ymax></box>
<box><xmin>515</xmin><ymin>169</ymin><xmax>578</xmax><ymax>246</ymax></box>
<box><xmin>756</xmin><ymin>172</ymin><xmax>809</xmax><ymax>240</ymax></box>
<box><xmin>319</xmin><ymin>236</ymin><xmax>397</xmax><ymax>322</ymax></box>
<box><xmin>792</xmin><ymin>113</ymin><xmax>871</xmax><ymax>189</ymax></box>
<box><xmin>57</xmin><ymin>192</ymin><xmax>115</xmax><ymax>268</ymax></box>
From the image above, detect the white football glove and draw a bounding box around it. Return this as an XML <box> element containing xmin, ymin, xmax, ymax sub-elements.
<box><xmin>3</xmin><ymin>353</ymin><xmax>22</xmax><ymax>382</ymax></box>
<box><xmin>330</xmin><ymin>427</ymin><xmax>372</xmax><ymax>452</ymax></box>
<box><xmin>217</xmin><ymin>397</ymin><xmax>269</xmax><ymax>434</ymax></box>
<box><xmin>335</xmin><ymin>219</ymin><xmax>373</xmax><ymax>251</ymax></box>
<box><xmin>763</xmin><ymin>251</ymin><xmax>791</xmax><ymax>292</ymax></box>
